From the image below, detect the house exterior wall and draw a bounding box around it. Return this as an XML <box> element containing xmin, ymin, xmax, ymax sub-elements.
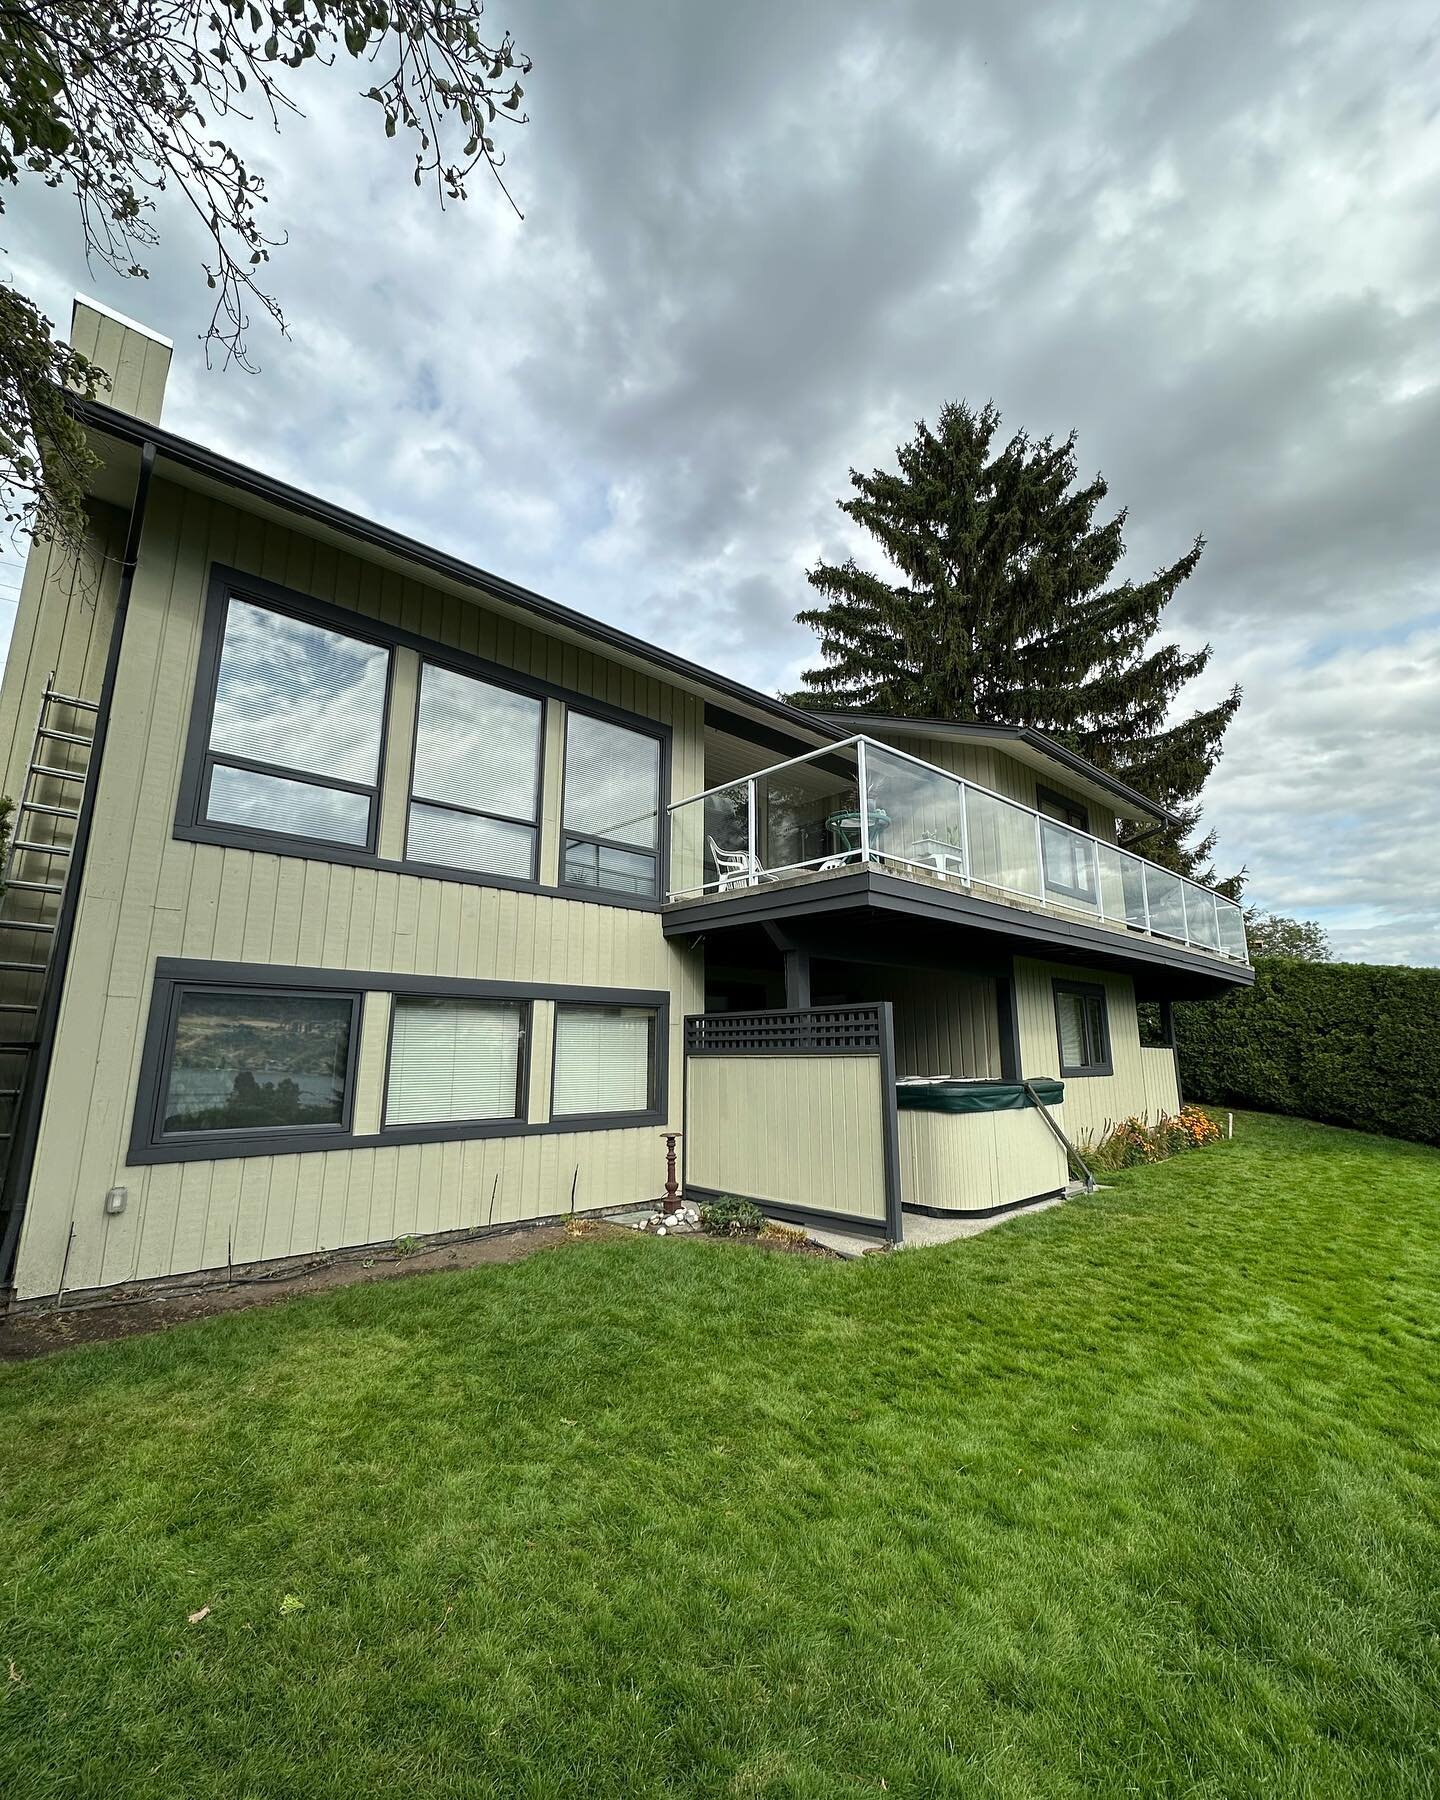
<box><xmin>8</xmin><ymin>478</ymin><xmax>705</xmax><ymax>1299</ymax></box>
<box><xmin>893</xmin><ymin>733</ymin><xmax>1120</xmax><ymax>845</ymax></box>
<box><xmin>1140</xmin><ymin>1044</ymin><xmax>1182</xmax><ymax>1117</ymax></box>
<box><xmin>824</xmin><ymin>966</ymin><xmax>1000</xmax><ymax>1079</ymax></box>
<box><xmin>1014</xmin><ymin>956</ymin><xmax>1149</xmax><ymax>1145</ymax></box>
<box><xmin>684</xmin><ymin>1054</ymin><xmax>888</xmax><ymax>1224</ymax></box>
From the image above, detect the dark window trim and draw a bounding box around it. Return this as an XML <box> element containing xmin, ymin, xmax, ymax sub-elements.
<box><xmin>135</xmin><ymin>979</ymin><xmax>365</xmax><ymax>1160</ymax></box>
<box><xmin>560</xmin><ymin>834</ymin><xmax>660</xmax><ymax>900</ymax></box>
<box><xmin>382</xmin><ymin>993</ymin><xmax>532</xmax><ymax>1133</ymax></box>
<box><xmin>179</xmin><ymin>580</ymin><xmax>395</xmax><ymax>858</ymax></box>
<box><xmin>558</xmin><ymin>703</ymin><xmax>669</xmax><ymax>900</ymax></box>
<box><xmin>1039</xmin><ymin>832</ymin><xmax>1097</xmax><ymax>906</ymax></box>
<box><xmin>175</xmin><ymin>565</ymin><xmax>672</xmax><ymax>912</ymax></box>
<box><xmin>549</xmin><ymin>999</ymin><xmax>664</xmax><ymax>1127</ymax></box>
<box><xmin>1037</xmin><ymin>784</ymin><xmax>1089</xmax><ymax>833</ymax></box>
<box><xmin>1052</xmin><ymin>977</ymin><xmax>1113</xmax><ymax>1078</ymax></box>
<box><xmin>129</xmin><ymin>959</ymin><xmax>670</xmax><ymax>1165</ymax></box>
<box><xmin>402</xmin><ymin>654</ymin><xmax>547</xmax><ymax>885</ymax></box>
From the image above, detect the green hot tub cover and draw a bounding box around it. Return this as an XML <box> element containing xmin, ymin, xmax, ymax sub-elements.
<box><xmin>895</xmin><ymin>1078</ymin><xmax>1065</xmax><ymax>1115</ymax></box>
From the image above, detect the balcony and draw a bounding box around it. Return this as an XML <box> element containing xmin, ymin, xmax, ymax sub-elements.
<box><xmin>666</xmin><ymin>735</ymin><xmax>1249</xmax><ymax>965</ymax></box>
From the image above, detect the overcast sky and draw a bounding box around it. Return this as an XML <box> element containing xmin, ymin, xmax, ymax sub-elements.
<box><xmin>6</xmin><ymin>0</ymin><xmax>1439</xmax><ymax>962</ymax></box>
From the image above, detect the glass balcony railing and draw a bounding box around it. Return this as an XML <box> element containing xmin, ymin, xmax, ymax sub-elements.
<box><xmin>665</xmin><ymin>734</ymin><xmax>1249</xmax><ymax>963</ymax></box>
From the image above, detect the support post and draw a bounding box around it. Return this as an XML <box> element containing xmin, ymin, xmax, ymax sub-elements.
<box><xmin>877</xmin><ymin>1001</ymin><xmax>904</xmax><ymax>1245</ymax></box>
<box><xmin>995</xmin><ymin>964</ymin><xmax>1022</xmax><ymax>1083</ymax></box>
<box><xmin>782</xmin><ymin>949</ymin><xmax>811</xmax><ymax>1011</ymax></box>
<box><xmin>856</xmin><ymin>740</ymin><xmax>871</xmax><ymax>864</ymax></box>
<box><xmin>1159</xmin><ymin>999</ymin><xmax>1185</xmax><ymax>1108</ymax></box>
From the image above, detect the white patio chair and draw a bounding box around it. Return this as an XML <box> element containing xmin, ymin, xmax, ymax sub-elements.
<box><xmin>707</xmin><ymin>836</ymin><xmax>762</xmax><ymax>890</ymax></box>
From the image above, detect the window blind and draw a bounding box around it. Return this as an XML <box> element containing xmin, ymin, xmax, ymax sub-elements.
<box><xmin>385</xmin><ymin>998</ymin><xmax>525</xmax><ymax>1126</ymax></box>
<box><xmin>1056</xmin><ymin>991</ymin><xmax>1087</xmax><ymax>1068</ymax></box>
<box><xmin>551</xmin><ymin>1006</ymin><xmax>655</xmax><ymax>1116</ymax></box>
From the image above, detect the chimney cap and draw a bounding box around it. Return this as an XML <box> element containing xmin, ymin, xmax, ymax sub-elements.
<box><xmin>72</xmin><ymin>293</ymin><xmax>173</xmax><ymax>351</ymax></box>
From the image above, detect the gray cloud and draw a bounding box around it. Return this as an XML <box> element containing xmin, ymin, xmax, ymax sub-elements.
<box><xmin>6</xmin><ymin>0</ymin><xmax>1439</xmax><ymax>959</ymax></box>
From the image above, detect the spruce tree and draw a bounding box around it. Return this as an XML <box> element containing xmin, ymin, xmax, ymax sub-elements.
<box><xmin>793</xmin><ymin>401</ymin><xmax>1241</xmax><ymax>883</ymax></box>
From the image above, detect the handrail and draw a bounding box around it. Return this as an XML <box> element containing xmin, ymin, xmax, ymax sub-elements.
<box><xmin>1023</xmin><ymin>1080</ymin><xmax>1097</xmax><ymax>1193</ymax></box>
<box><xmin>668</xmin><ymin>731</ymin><xmax>1247</xmax><ymax>917</ymax></box>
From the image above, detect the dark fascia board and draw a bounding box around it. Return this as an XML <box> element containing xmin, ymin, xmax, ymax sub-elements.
<box><xmin>662</xmin><ymin>868</ymin><xmax>1255</xmax><ymax>994</ymax></box>
<box><xmin>69</xmin><ymin>396</ymin><xmax>846</xmax><ymax>759</ymax></box>
<box><xmin>816</xmin><ymin>710</ymin><xmax>1183</xmax><ymax>830</ymax></box>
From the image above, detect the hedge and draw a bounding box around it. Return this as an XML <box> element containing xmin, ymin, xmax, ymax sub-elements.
<box><xmin>1175</xmin><ymin>958</ymin><xmax>1440</xmax><ymax>1147</ymax></box>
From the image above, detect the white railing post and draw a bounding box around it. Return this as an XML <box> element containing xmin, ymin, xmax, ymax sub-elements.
<box><xmin>1141</xmin><ymin>860</ymin><xmax>1153</xmax><ymax>936</ymax></box>
<box><xmin>1032</xmin><ymin>811</ymin><xmax>1046</xmax><ymax>899</ymax></box>
<box><xmin>957</xmin><ymin>778</ymin><xmax>971</xmax><ymax>885</ymax></box>
<box><xmin>856</xmin><ymin>739</ymin><xmax>871</xmax><ymax>864</ymax></box>
<box><xmin>1179</xmin><ymin>881</ymin><xmax>1191</xmax><ymax>945</ymax></box>
<box><xmin>746</xmin><ymin>778</ymin><xmax>757</xmax><ymax>886</ymax></box>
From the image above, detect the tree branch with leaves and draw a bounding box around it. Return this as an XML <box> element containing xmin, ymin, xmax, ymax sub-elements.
<box><xmin>0</xmin><ymin>0</ymin><xmax>530</xmax><ymax>551</ymax></box>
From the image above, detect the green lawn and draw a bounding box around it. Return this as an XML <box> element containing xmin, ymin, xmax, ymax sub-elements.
<box><xmin>2</xmin><ymin>1113</ymin><xmax>1438</xmax><ymax>1798</ymax></box>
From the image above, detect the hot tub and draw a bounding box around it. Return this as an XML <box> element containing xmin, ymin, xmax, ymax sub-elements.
<box><xmin>895</xmin><ymin>1078</ymin><xmax>1069</xmax><ymax>1216</ymax></box>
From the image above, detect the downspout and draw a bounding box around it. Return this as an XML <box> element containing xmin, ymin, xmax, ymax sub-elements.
<box><xmin>0</xmin><ymin>442</ymin><xmax>156</xmax><ymax>1287</ymax></box>
<box><xmin>1022</xmin><ymin>1079</ymin><xmax>1097</xmax><ymax>1193</ymax></box>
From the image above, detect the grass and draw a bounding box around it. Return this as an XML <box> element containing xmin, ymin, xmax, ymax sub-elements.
<box><xmin>2</xmin><ymin>1112</ymin><xmax>1438</xmax><ymax>1798</ymax></box>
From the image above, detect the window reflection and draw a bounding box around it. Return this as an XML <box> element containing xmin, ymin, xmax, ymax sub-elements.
<box><xmin>163</xmin><ymin>990</ymin><xmax>352</xmax><ymax>1134</ymax></box>
<box><xmin>562</xmin><ymin>712</ymin><xmax>660</xmax><ymax>896</ymax></box>
<box><xmin>203</xmin><ymin>597</ymin><xmax>388</xmax><ymax>846</ymax></box>
<box><xmin>406</xmin><ymin>664</ymin><xmax>543</xmax><ymax>879</ymax></box>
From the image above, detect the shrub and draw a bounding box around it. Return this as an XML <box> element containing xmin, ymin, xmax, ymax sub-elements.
<box><xmin>1176</xmin><ymin>960</ymin><xmax>1440</xmax><ymax>1147</ymax></box>
<box><xmin>698</xmin><ymin>1196</ymin><xmax>765</xmax><ymax>1237</ymax></box>
<box><xmin>1174</xmin><ymin>1105</ymin><xmax>1221</xmax><ymax>1148</ymax></box>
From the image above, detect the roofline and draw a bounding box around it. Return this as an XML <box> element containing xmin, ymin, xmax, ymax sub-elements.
<box><xmin>68</xmin><ymin>394</ymin><xmax>845</xmax><ymax>754</ymax></box>
<box><xmin>817</xmin><ymin>710</ymin><xmax>1182</xmax><ymax>830</ymax></box>
<box><xmin>68</xmin><ymin>397</ymin><xmax>1178</xmax><ymax>832</ymax></box>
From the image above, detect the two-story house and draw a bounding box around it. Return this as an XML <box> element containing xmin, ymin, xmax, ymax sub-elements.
<box><xmin>0</xmin><ymin>302</ymin><xmax>1252</xmax><ymax>1302</ymax></box>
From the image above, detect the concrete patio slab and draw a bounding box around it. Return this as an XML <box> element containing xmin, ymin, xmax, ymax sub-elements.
<box><xmin>795</xmin><ymin>1190</ymin><xmax>1072</xmax><ymax>1258</ymax></box>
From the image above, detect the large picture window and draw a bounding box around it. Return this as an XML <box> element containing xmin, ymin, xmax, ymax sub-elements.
<box><xmin>407</xmin><ymin>663</ymin><xmax>543</xmax><ymax>879</ymax></box>
<box><xmin>551</xmin><ymin>1004</ymin><xmax>658</xmax><ymax>1118</ymax></box>
<box><xmin>201</xmin><ymin>596</ymin><xmax>390</xmax><ymax>848</ymax></box>
<box><xmin>1053</xmin><ymin>979</ymin><xmax>1112</xmax><ymax>1077</ymax></box>
<box><xmin>385</xmin><ymin>996</ymin><xmax>527</xmax><ymax>1126</ymax></box>
<box><xmin>160</xmin><ymin>988</ymin><xmax>358</xmax><ymax>1136</ymax></box>
<box><xmin>561</xmin><ymin>712</ymin><xmax>661</xmax><ymax>897</ymax></box>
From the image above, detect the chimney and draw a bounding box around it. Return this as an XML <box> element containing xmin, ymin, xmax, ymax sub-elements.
<box><xmin>67</xmin><ymin>296</ymin><xmax>172</xmax><ymax>425</ymax></box>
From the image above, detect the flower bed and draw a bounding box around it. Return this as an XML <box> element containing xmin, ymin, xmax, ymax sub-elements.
<box><xmin>1083</xmin><ymin>1106</ymin><xmax>1222</xmax><ymax>1172</ymax></box>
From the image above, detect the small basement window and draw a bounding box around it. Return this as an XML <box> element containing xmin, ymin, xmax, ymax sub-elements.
<box><xmin>551</xmin><ymin>1004</ymin><xmax>659</xmax><ymax>1119</ymax></box>
<box><xmin>1053</xmin><ymin>979</ymin><xmax>1112</xmax><ymax>1077</ymax></box>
